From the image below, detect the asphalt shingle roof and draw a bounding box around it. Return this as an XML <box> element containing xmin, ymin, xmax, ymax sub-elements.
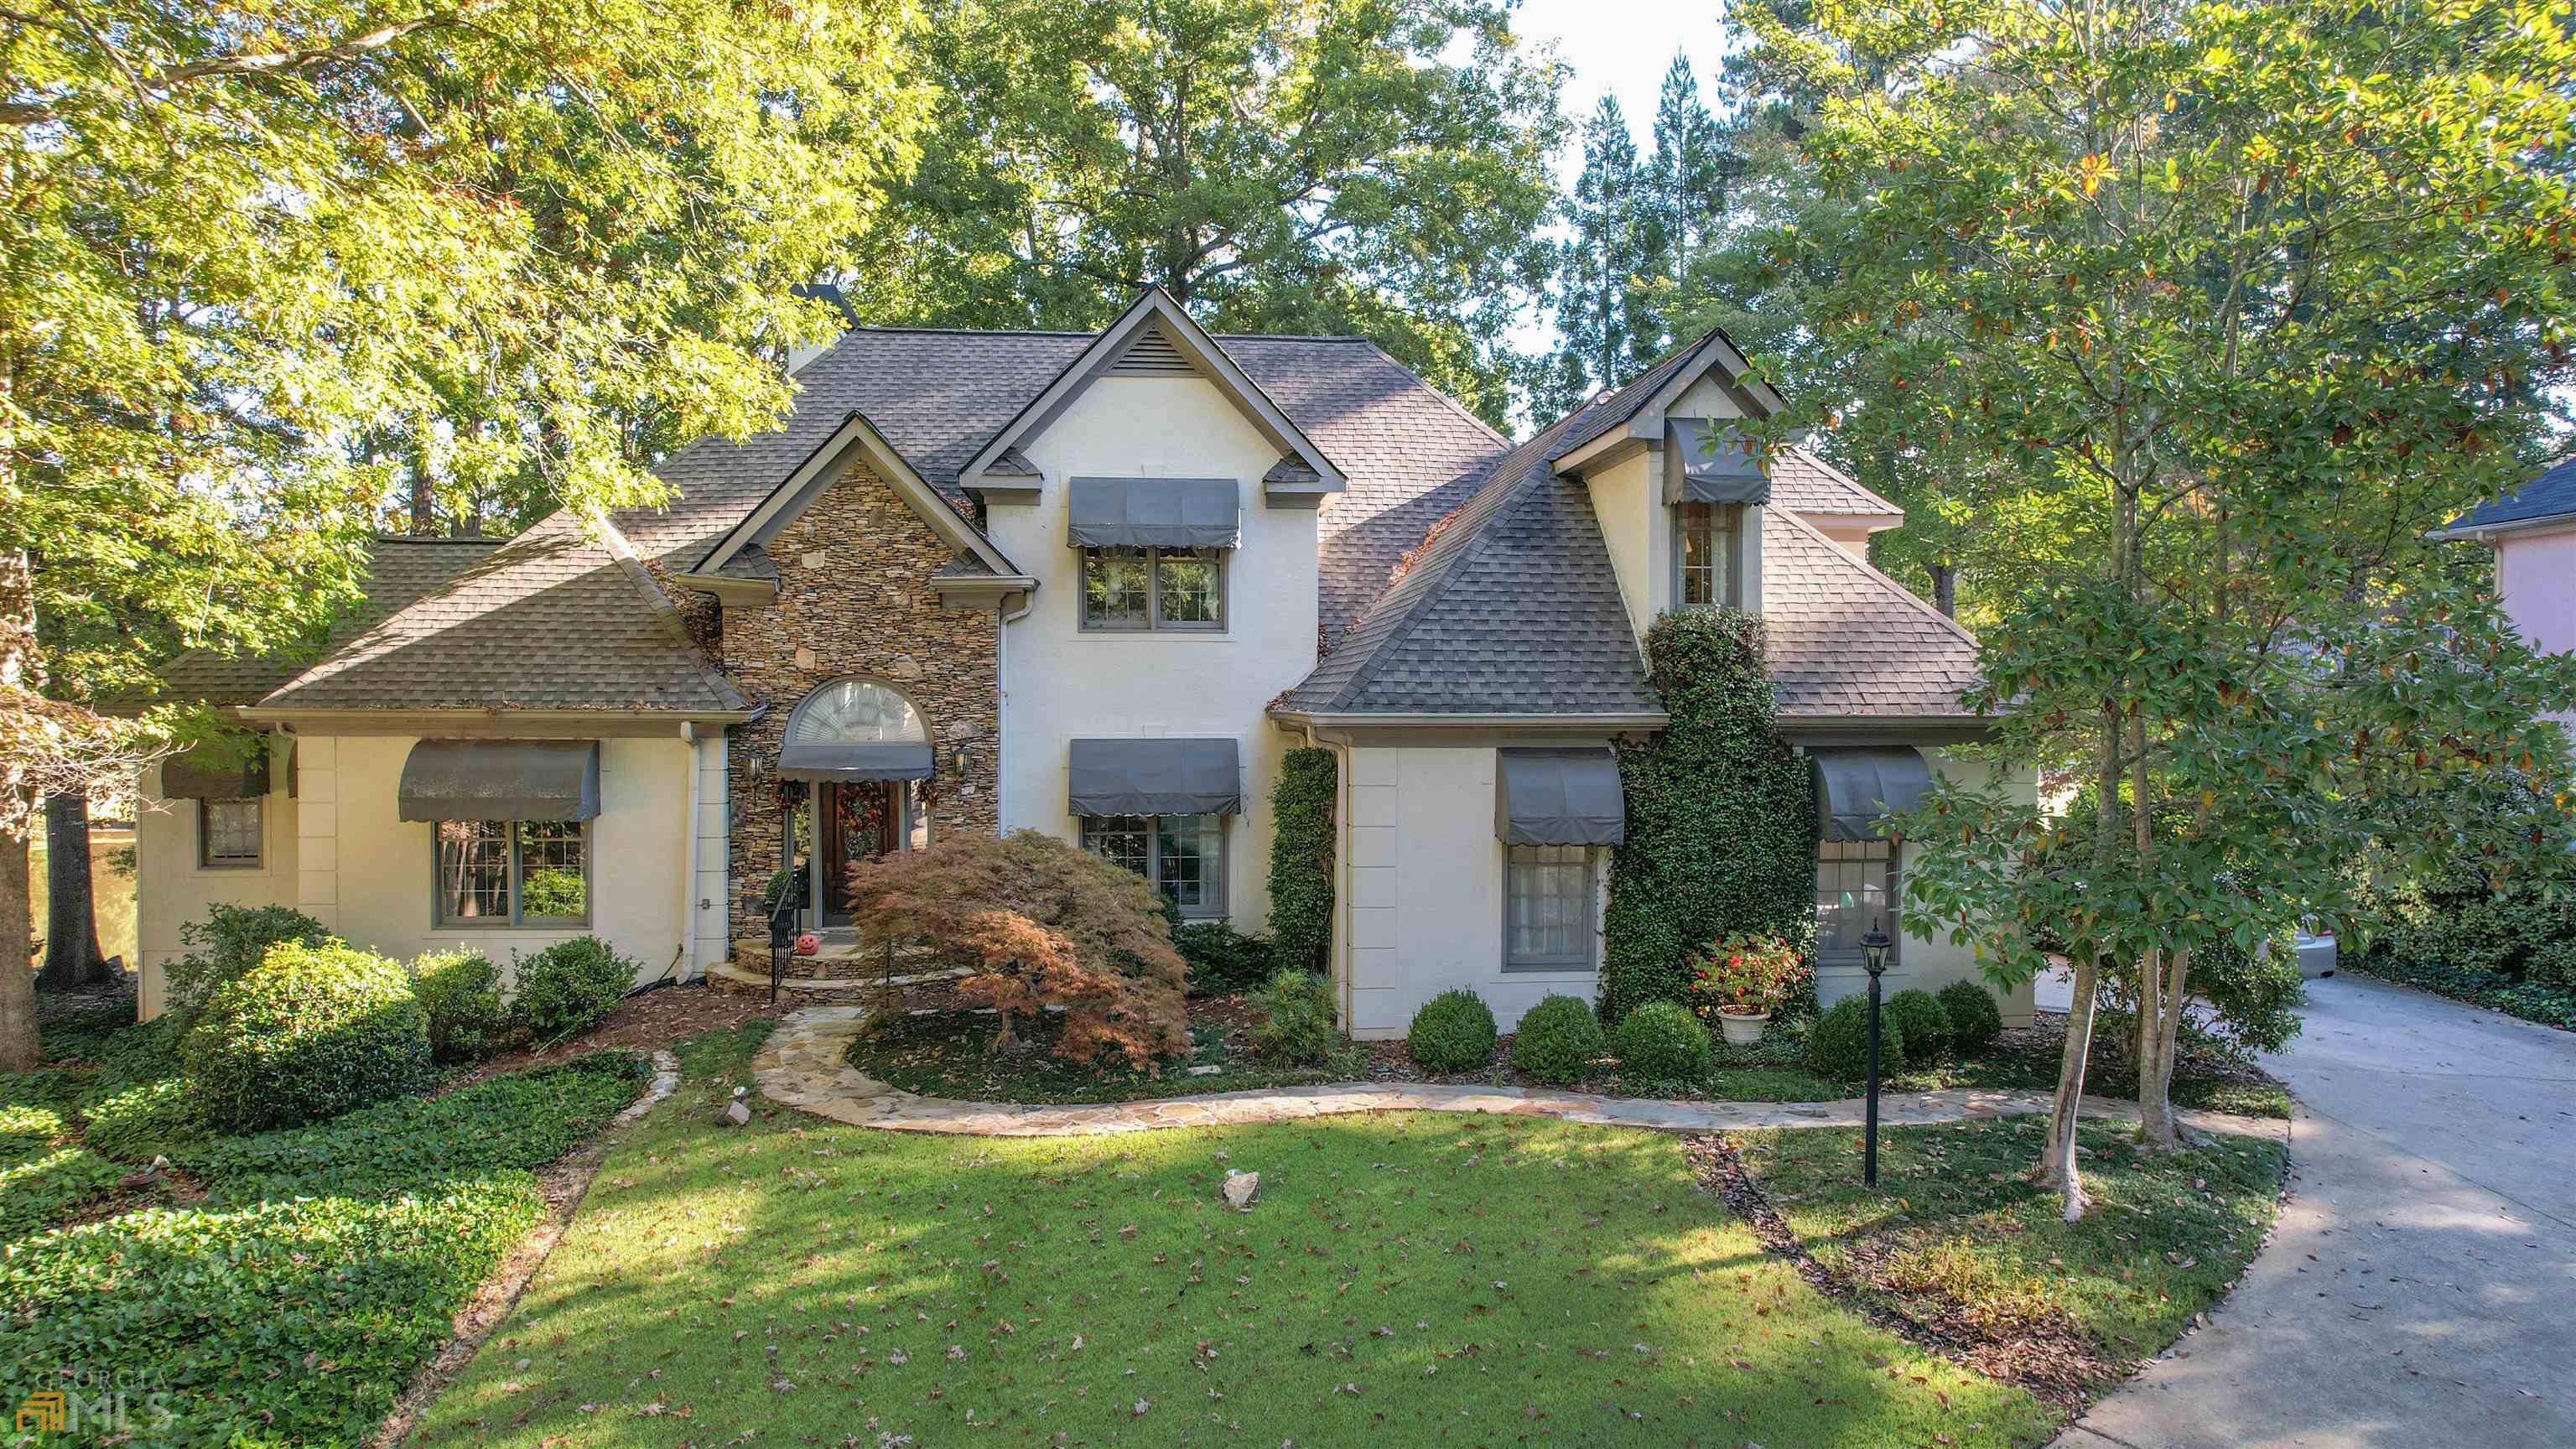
<box><xmin>146</xmin><ymin>537</ymin><xmax>503</xmax><ymax>708</ymax></box>
<box><xmin>1280</xmin><ymin>416</ymin><xmax>1660</xmax><ymax>715</ymax></box>
<box><xmin>256</xmin><ymin>512</ymin><xmax>745</xmax><ymax>714</ymax></box>
<box><xmin>1762</xmin><ymin>506</ymin><xmax>1983</xmax><ymax>718</ymax></box>
<box><xmin>620</xmin><ymin>327</ymin><xmax>1503</xmax><ymax>642</ymax></box>
<box><xmin>2451</xmin><ymin>454</ymin><xmax>2576</xmax><ymax>532</ymax></box>
<box><xmin>1769</xmin><ymin>449</ymin><xmax>1903</xmax><ymax>517</ymax></box>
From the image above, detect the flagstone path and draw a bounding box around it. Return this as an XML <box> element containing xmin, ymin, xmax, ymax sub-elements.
<box><xmin>752</xmin><ymin>1005</ymin><xmax>2283</xmax><ymax>1140</ymax></box>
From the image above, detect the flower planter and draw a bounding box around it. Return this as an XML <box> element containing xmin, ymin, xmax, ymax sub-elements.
<box><xmin>1716</xmin><ymin>1009</ymin><xmax>1771</xmax><ymax>1046</ymax></box>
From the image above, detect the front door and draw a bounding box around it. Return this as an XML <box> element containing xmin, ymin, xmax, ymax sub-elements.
<box><xmin>818</xmin><ymin>781</ymin><xmax>901</xmax><ymax>926</ymax></box>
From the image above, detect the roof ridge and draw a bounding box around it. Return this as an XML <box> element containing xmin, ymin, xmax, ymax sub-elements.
<box><xmin>1779</xmin><ymin>445</ymin><xmax>1903</xmax><ymax>515</ymax></box>
<box><xmin>367</xmin><ymin>532</ymin><xmax>506</xmax><ymax>544</ymax></box>
<box><xmin>1353</xmin><ymin>338</ymin><xmax>1510</xmax><ymax>449</ymax></box>
<box><xmin>1769</xmin><ymin>504</ymin><xmax>1981</xmax><ymax>650</ymax></box>
<box><xmin>834</xmin><ymin>323</ymin><xmax>1381</xmax><ymax>343</ymax></box>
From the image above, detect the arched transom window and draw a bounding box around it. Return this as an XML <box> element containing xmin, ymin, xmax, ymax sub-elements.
<box><xmin>787</xmin><ymin>678</ymin><xmax>927</xmax><ymax>747</ymax></box>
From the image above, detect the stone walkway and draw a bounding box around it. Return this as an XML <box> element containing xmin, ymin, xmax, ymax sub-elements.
<box><xmin>754</xmin><ymin>1005</ymin><xmax>2283</xmax><ymax>1139</ymax></box>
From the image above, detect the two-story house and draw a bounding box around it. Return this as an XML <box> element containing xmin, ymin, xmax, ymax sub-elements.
<box><xmin>129</xmin><ymin>289</ymin><xmax>2033</xmax><ymax>1032</ymax></box>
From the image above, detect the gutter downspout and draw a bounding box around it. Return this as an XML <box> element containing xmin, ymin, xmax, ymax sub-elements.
<box><xmin>995</xmin><ymin>588</ymin><xmax>1036</xmax><ymax>833</ymax></box>
<box><xmin>680</xmin><ymin>722</ymin><xmax>702</xmax><ymax>981</ymax></box>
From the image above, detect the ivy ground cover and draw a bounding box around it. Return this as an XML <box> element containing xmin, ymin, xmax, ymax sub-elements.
<box><xmin>417</xmin><ymin>1026</ymin><xmax>2089</xmax><ymax>1447</ymax></box>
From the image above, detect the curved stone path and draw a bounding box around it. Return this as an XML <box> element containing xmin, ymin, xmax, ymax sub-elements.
<box><xmin>754</xmin><ymin>1005</ymin><xmax>2283</xmax><ymax>1140</ymax></box>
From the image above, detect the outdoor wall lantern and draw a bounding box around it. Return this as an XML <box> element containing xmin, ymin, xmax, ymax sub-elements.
<box><xmin>1861</xmin><ymin>924</ymin><xmax>1894</xmax><ymax>1188</ymax></box>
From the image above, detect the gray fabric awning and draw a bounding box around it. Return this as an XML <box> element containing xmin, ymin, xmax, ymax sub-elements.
<box><xmin>776</xmin><ymin>742</ymin><xmax>935</xmax><ymax>782</ymax></box>
<box><xmin>1068</xmin><ymin>737</ymin><xmax>1241</xmax><ymax>817</ymax></box>
<box><xmin>1066</xmin><ymin>476</ymin><xmax>1241</xmax><ymax>550</ymax></box>
<box><xmin>397</xmin><ymin>740</ymin><xmax>600</xmax><ymax>822</ymax></box>
<box><xmin>1494</xmin><ymin>748</ymin><xmax>1625</xmax><ymax>846</ymax></box>
<box><xmin>161</xmin><ymin>742</ymin><xmax>270</xmax><ymax>800</ymax></box>
<box><xmin>1668</xmin><ymin>423</ymin><xmax>1774</xmax><ymax>506</ymax></box>
<box><xmin>1813</xmin><ymin>746</ymin><xmax>1934</xmax><ymax>841</ymax></box>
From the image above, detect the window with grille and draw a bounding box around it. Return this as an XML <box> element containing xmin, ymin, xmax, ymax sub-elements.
<box><xmin>198</xmin><ymin>799</ymin><xmax>262</xmax><ymax>868</ymax></box>
<box><xmin>1082</xmin><ymin>813</ymin><xmax>1227</xmax><ymax>918</ymax></box>
<box><xmin>436</xmin><ymin>819</ymin><xmax>591</xmax><ymax>927</ymax></box>
<box><xmin>1081</xmin><ymin>548</ymin><xmax>1226</xmax><ymax>631</ymax></box>
<box><xmin>1815</xmin><ymin>838</ymin><xmax>1896</xmax><ymax>965</ymax></box>
<box><xmin>1505</xmin><ymin>844</ymin><xmax>1595</xmax><ymax>970</ymax></box>
<box><xmin>1674</xmin><ymin>501</ymin><xmax>1742</xmax><ymax>609</ymax></box>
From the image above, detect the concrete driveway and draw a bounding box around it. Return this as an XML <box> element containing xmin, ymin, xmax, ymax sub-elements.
<box><xmin>2051</xmin><ymin>972</ymin><xmax>2576</xmax><ymax>1449</ymax></box>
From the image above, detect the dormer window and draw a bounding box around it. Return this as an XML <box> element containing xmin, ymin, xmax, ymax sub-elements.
<box><xmin>1675</xmin><ymin>501</ymin><xmax>1742</xmax><ymax>609</ymax></box>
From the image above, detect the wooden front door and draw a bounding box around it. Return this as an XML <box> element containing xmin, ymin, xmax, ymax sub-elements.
<box><xmin>819</xmin><ymin>782</ymin><xmax>900</xmax><ymax>926</ymax></box>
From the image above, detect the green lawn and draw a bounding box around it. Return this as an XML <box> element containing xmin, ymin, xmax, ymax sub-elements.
<box><xmin>417</xmin><ymin>1024</ymin><xmax>2071</xmax><ymax>1449</ymax></box>
<box><xmin>1735</xmin><ymin>1114</ymin><xmax>2288</xmax><ymax>1391</ymax></box>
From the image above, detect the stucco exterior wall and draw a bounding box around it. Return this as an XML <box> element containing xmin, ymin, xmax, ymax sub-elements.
<box><xmin>2496</xmin><ymin>525</ymin><xmax>2576</xmax><ymax>729</ymax></box>
<box><xmin>136</xmin><ymin>733</ymin><xmax>699</xmax><ymax>1019</ymax></box>
<box><xmin>1340</xmin><ymin>743</ymin><xmax>1611</xmax><ymax>1037</ymax></box>
<box><xmin>1583</xmin><ymin>449</ymin><xmax>1660</xmax><ymax>641</ymax></box>
<box><xmin>984</xmin><ymin>373</ymin><xmax>1319</xmax><ymax>927</ymax></box>
<box><xmin>133</xmin><ymin>756</ymin><xmax>299</xmax><ymax>1020</ymax></box>
<box><xmin>717</xmin><ymin>460</ymin><xmax>1001</xmax><ymax>943</ymax></box>
<box><xmin>1333</xmin><ymin>740</ymin><xmax>2035</xmax><ymax>1038</ymax></box>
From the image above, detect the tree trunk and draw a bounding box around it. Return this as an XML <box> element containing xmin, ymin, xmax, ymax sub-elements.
<box><xmin>1930</xmin><ymin>563</ymin><xmax>1957</xmax><ymax>618</ymax></box>
<box><xmin>0</xmin><ymin>547</ymin><xmax>44</xmax><ymax>1072</ymax></box>
<box><xmin>408</xmin><ymin>454</ymin><xmax>435</xmax><ymax>533</ymax></box>
<box><xmin>2136</xmin><ymin>945</ymin><xmax>2193</xmax><ymax>1148</ymax></box>
<box><xmin>2036</xmin><ymin>706</ymin><xmax>2125</xmax><ymax>1222</ymax></box>
<box><xmin>35</xmin><ymin>791</ymin><xmax>109</xmax><ymax>989</ymax></box>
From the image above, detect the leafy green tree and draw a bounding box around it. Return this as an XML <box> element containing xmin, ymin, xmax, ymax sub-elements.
<box><xmin>1543</xmin><ymin>96</ymin><xmax>1644</xmax><ymax>417</ymax></box>
<box><xmin>1626</xmin><ymin>53</ymin><xmax>1730</xmax><ymax>371</ymax></box>
<box><xmin>0</xmin><ymin>0</ymin><xmax>928</xmax><ymax>1069</ymax></box>
<box><xmin>883</xmin><ymin>0</ymin><xmax>1565</xmax><ymax>426</ymax></box>
<box><xmin>1748</xmin><ymin>0</ymin><xmax>2576</xmax><ymax>1216</ymax></box>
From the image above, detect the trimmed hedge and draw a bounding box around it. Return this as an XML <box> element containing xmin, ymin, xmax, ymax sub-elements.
<box><xmin>180</xmin><ymin>940</ymin><xmax>435</xmax><ymax>1133</ymax></box>
<box><xmin>1509</xmin><ymin>995</ymin><xmax>1605</xmax><ymax>1085</ymax></box>
<box><xmin>1267</xmin><ymin>748</ymin><xmax>1337</xmax><ymax>974</ymax></box>
<box><xmin>412</xmin><ymin>948</ymin><xmax>512</xmax><ymax>1063</ymax></box>
<box><xmin>1614</xmin><ymin>1000</ymin><xmax>1711</xmax><ymax>1081</ymax></box>
<box><xmin>1602</xmin><ymin>610</ymin><xmax>1817</xmax><ymax>1021</ymax></box>
<box><xmin>1408</xmin><ymin>990</ymin><xmax>1497</xmax><ymax>1072</ymax></box>
<box><xmin>511</xmin><ymin>936</ymin><xmax>639</xmax><ymax>1041</ymax></box>
<box><xmin>1887</xmin><ymin>989</ymin><xmax>1951</xmax><ymax>1065</ymax></box>
<box><xmin>1937</xmin><ymin>979</ymin><xmax>2006</xmax><ymax>1057</ymax></box>
<box><xmin>1806</xmin><ymin>995</ymin><xmax>1905</xmax><ymax>1081</ymax></box>
<box><xmin>1250</xmin><ymin>971</ymin><xmax>1341</xmax><ymax>1065</ymax></box>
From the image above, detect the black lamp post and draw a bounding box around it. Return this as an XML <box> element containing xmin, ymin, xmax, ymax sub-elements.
<box><xmin>1861</xmin><ymin>924</ymin><xmax>1893</xmax><ymax>1187</ymax></box>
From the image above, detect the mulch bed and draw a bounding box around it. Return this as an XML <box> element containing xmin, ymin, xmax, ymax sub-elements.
<box><xmin>443</xmin><ymin>981</ymin><xmax>781</xmax><ymax>1092</ymax></box>
<box><xmin>1682</xmin><ymin>1133</ymin><xmax>2114</xmax><ymax>1412</ymax></box>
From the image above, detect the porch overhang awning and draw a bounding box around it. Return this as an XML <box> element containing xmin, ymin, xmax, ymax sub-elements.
<box><xmin>397</xmin><ymin>740</ymin><xmax>600</xmax><ymax>822</ymax></box>
<box><xmin>776</xmin><ymin>742</ymin><xmax>934</xmax><ymax>782</ymax></box>
<box><xmin>1667</xmin><ymin>424</ymin><xmax>1774</xmax><ymax>506</ymax></box>
<box><xmin>1494</xmin><ymin>748</ymin><xmax>1625</xmax><ymax>846</ymax></box>
<box><xmin>1066</xmin><ymin>476</ymin><xmax>1241</xmax><ymax>550</ymax></box>
<box><xmin>160</xmin><ymin>743</ymin><xmax>270</xmax><ymax>800</ymax></box>
<box><xmin>1812</xmin><ymin>745</ymin><xmax>1933</xmax><ymax>842</ymax></box>
<box><xmin>1068</xmin><ymin>737</ymin><xmax>1240</xmax><ymax>817</ymax></box>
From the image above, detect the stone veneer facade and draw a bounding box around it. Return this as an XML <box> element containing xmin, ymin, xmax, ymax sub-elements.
<box><xmin>717</xmin><ymin>461</ymin><xmax>1000</xmax><ymax>945</ymax></box>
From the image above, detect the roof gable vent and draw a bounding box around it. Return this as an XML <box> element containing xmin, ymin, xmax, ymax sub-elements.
<box><xmin>1108</xmin><ymin>323</ymin><xmax>1196</xmax><ymax>377</ymax></box>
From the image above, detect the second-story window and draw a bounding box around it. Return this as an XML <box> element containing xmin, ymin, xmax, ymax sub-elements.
<box><xmin>1082</xmin><ymin>546</ymin><xmax>1226</xmax><ymax>631</ymax></box>
<box><xmin>1675</xmin><ymin>501</ymin><xmax>1742</xmax><ymax>609</ymax></box>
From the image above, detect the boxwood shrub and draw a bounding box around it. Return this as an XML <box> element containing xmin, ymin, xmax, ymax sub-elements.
<box><xmin>1806</xmin><ymin>995</ymin><xmax>1905</xmax><ymax>1081</ymax></box>
<box><xmin>1407</xmin><ymin>989</ymin><xmax>1498</xmax><ymax>1072</ymax></box>
<box><xmin>180</xmin><ymin>940</ymin><xmax>435</xmax><ymax>1133</ymax></box>
<box><xmin>1509</xmin><ymin>995</ymin><xmax>1606</xmax><ymax>1085</ymax></box>
<box><xmin>411</xmin><ymin>948</ymin><xmax>512</xmax><ymax>1063</ymax></box>
<box><xmin>1887</xmin><ymin>989</ymin><xmax>1952</xmax><ymax>1065</ymax></box>
<box><xmin>511</xmin><ymin>936</ymin><xmax>639</xmax><ymax>1041</ymax></box>
<box><xmin>1250</xmin><ymin>970</ymin><xmax>1340</xmax><ymax>1065</ymax></box>
<box><xmin>1615</xmin><ymin>1000</ymin><xmax>1712</xmax><ymax>1082</ymax></box>
<box><xmin>1937</xmin><ymin>979</ymin><xmax>2006</xmax><ymax>1057</ymax></box>
<box><xmin>161</xmin><ymin>903</ymin><xmax>330</xmax><ymax>1031</ymax></box>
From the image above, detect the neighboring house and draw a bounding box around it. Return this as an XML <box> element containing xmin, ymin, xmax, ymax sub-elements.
<box><xmin>130</xmin><ymin>288</ymin><xmax>2033</xmax><ymax>1033</ymax></box>
<box><xmin>2438</xmin><ymin>456</ymin><xmax>2576</xmax><ymax>723</ymax></box>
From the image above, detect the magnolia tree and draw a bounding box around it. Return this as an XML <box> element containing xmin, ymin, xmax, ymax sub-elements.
<box><xmin>1742</xmin><ymin>0</ymin><xmax>2576</xmax><ymax>1216</ymax></box>
<box><xmin>844</xmin><ymin>831</ymin><xmax>1191</xmax><ymax>1068</ymax></box>
<box><xmin>0</xmin><ymin>0</ymin><xmax>928</xmax><ymax>1068</ymax></box>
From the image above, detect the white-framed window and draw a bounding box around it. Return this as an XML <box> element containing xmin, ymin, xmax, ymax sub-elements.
<box><xmin>1815</xmin><ymin>838</ymin><xmax>1896</xmax><ymax>967</ymax></box>
<box><xmin>1504</xmin><ymin>844</ymin><xmax>1596</xmax><ymax>970</ymax></box>
<box><xmin>1081</xmin><ymin>547</ymin><xmax>1226</xmax><ymax>631</ymax></box>
<box><xmin>198</xmin><ymin>798</ymin><xmax>262</xmax><ymax>869</ymax></box>
<box><xmin>1674</xmin><ymin>501</ymin><xmax>1742</xmax><ymax>609</ymax></box>
<box><xmin>1082</xmin><ymin>813</ymin><xmax>1227</xmax><ymax>917</ymax></box>
<box><xmin>435</xmin><ymin>819</ymin><xmax>591</xmax><ymax>927</ymax></box>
